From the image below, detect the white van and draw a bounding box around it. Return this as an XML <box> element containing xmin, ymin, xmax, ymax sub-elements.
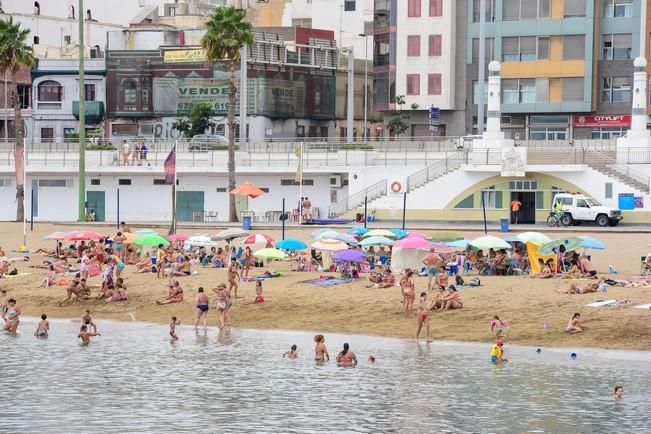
<box><xmin>552</xmin><ymin>193</ymin><xmax>623</xmax><ymax>227</ymax></box>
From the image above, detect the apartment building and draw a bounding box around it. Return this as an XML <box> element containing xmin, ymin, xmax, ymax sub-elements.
<box><xmin>373</xmin><ymin>0</ymin><xmax>466</xmax><ymax>137</ymax></box>
<box><xmin>467</xmin><ymin>0</ymin><xmax>642</xmax><ymax>140</ymax></box>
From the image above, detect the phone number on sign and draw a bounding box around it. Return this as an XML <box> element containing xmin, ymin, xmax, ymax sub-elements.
<box><xmin>178</xmin><ymin>102</ymin><xmax>230</xmax><ymax>111</ymax></box>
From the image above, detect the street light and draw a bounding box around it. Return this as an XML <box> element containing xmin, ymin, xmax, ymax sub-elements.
<box><xmin>358</xmin><ymin>33</ymin><xmax>369</xmax><ymax>143</ymax></box>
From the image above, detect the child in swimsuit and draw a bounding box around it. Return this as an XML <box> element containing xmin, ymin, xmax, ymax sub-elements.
<box><xmin>34</xmin><ymin>313</ymin><xmax>49</xmax><ymax>337</ymax></box>
<box><xmin>283</xmin><ymin>345</ymin><xmax>298</xmax><ymax>359</ymax></box>
<box><xmin>416</xmin><ymin>292</ymin><xmax>431</xmax><ymax>342</ymax></box>
<box><xmin>81</xmin><ymin>310</ymin><xmax>97</xmax><ymax>333</ymax></box>
<box><xmin>169</xmin><ymin>316</ymin><xmax>180</xmax><ymax>340</ymax></box>
<box><xmin>490</xmin><ymin>315</ymin><xmax>508</xmax><ymax>341</ymax></box>
<box><xmin>78</xmin><ymin>325</ymin><xmax>100</xmax><ymax>345</ymax></box>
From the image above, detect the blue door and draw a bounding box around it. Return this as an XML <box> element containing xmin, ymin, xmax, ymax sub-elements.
<box><xmin>176</xmin><ymin>191</ymin><xmax>205</xmax><ymax>222</ymax></box>
<box><xmin>86</xmin><ymin>191</ymin><xmax>106</xmax><ymax>221</ymax></box>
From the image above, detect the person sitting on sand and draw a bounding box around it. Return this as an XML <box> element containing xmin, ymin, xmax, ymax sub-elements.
<box><xmin>39</xmin><ymin>265</ymin><xmax>57</xmax><ymax>288</ymax></box>
<box><xmin>242</xmin><ymin>281</ymin><xmax>265</xmax><ymax>305</ymax></box>
<box><xmin>106</xmin><ymin>282</ymin><xmax>127</xmax><ymax>303</ymax></box>
<box><xmin>536</xmin><ymin>259</ymin><xmax>554</xmax><ymax>279</ymax></box>
<box><xmin>557</xmin><ymin>282</ymin><xmax>599</xmax><ymax>295</ymax></box>
<box><xmin>566</xmin><ymin>312</ymin><xmax>583</xmax><ymax>333</ymax></box>
<box><xmin>579</xmin><ymin>255</ymin><xmax>597</xmax><ymax>278</ymax></box>
<box><xmin>34</xmin><ymin>314</ymin><xmax>50</xmax><ymax>338</ymax></box>
<box><xmin>377</xmin><ymin>269</ymin><xmax>395</xmax><ymax>289</ymax></box>
<box><xmin>440</xmin><ymin>285</ymin><xmax>463</xmax><ymax>310</ymax></box>
<box><xmin>283</xmin><ymin>345</ymin><xmax>298</xmax><ymax>359</ymax></box>
<box><xmin>125</xmin><ymin>247</ymin><xmax>138</xmax><ymax>265</ymax></box>
<box><xmin>314</xmin><ymin>334</ymin><xmax>329</xmax><ymax>362</ymax></box>
<box><xmin>157</xmin><ymin>279</ymin><xmax>184</xmax><ymax>305</ymax></box>
<box><xmin>135</xmin><ymin>255</ymin><xmax>153</xmax><ymax>274</ymax></box>
<box><xmin>78</xmin><ymin>325</ymin><xmax>100</xmax><ymax>345</ymax></box>
<box><xmin>428</xmin><ymin>285</ymin><xmax>446</xmax><ymax>310</ymax></box>
<box><xmin>367</xmin><ymin>264</ymin><xmax>384</xmax><ymax>286</ymax></box>
<box><xmin>336</xmin><ymin>343</ymin><xmax>358</xmax><ymax>367</ymax></box>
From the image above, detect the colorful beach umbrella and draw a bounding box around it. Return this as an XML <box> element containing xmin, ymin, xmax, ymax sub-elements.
<box><xmin>516</xmin><ymin>231</ymin><xmax>551</xmax><ymax>246</ymax></box>
<box><xmin>389</xmin><ymin>229</ymin><xmax>409</xmax><ymax>239</ymax></box>
<box><xmin>213</xmin><ymin>228</ymin><xmax>249</xmax><ymax>241</ymax></box>
<box><xmin>430</xmin><ymin>243</ymin><xmax>457</xmax><ymax>254</ymax></box>
<box><xmin>406</xmin><ymin>231</ymin><xmax>427</xmax><ymax>238</ymax></box>
<box><xmin>253</xmin><ymin>248</ymin><xmax>288</xmax><ymax>260</ymax></box>
<box><xmin>347</xmin><ymin>227</ymin><xmax>369</xmax><ymax>236</ymax></box>
<box><xmin>332</xmin><ymin>233</ymin><xmax>359</xmax><ymax>245</ymax></box>
<box><xmin>311</xmin><ymin>239</ymin><xmax>348</xmax><ymax>251</ymax></box>
<box><xmin>538</xmin><ymin>237</ymin><xmax>584</xmax><ymax>256</ymax></box>
<box><xmin>315</xmin><ymin>230</ymin><xmax>341</xmax><ymax>240</ymax></box>
<box><xmin>242</xmin><ymin>234</ymin><xmax>274</xmax><ymax>245</ymax></box>
<box><xmin>579</xmin><ymin>236</ymin><xmax>606</xmax><ymax>250</ymax></box>
<box><xmin>363</xmin><ymin>229</ymin><xmax>396</xmax><ymax>238</ymax></box>
<box><xmin>167</xmin><ymin>233</ymin><xmax>188</xmax><ymax>242</ymax></box>
<box><xmin>133</xmin><ymin>233</ymin><xmax>170</xmax><ymax>247</ymax></box>
<box><xmin>276</xmin><ymin>239</ymin><xmax>308</xmax><ymax>251</ymax></box>
<box><xmin>311</xmin><ymin>228</ymin><xmax>332</xmax><ymax>239</ymax></box>
<box><xmin>446</xmin><ymin>239</ymin><xmax>471</xmax><ymax>248</ymax></box>
<box><xmin>43</xmin><ymin>231</ymin><xmax>67</xmax><ymax>240</ymax></box>
<box><xmin>64</xmin><ymin>230</ymin><xmax>105</xmax><ymax>241</ymax></box>
<box><xmin>359</xmin><ymin>236</ymin><xmax>393</xmax><ymax>247</ymax></box>
<box><xmin>186</xmin><ymin>235</ymin><xmax>216</xmax><ymax>247</ymax></box>
<box><xmin>334</xmin><ymin>249</ymin><xmax>368</xmax><ymax>263</ymax></box>
<box><xmin>394</xmin><ymin>236</ymin><xmax>432</xmax><ymax>250</ymax></box>
<box><xmin>230</xmin><ymin>182</ymin><xmax>265</xmax><ymax>198</ymax></box>
<box><xmin>470</xmin><ymin>235</ymin><xmax>511</xmax><ymax>250</ymax></box>
<box><xmin>135</xmin><ymin>229</ymin><xmax>156</xmax><ymax>235</ymax></box>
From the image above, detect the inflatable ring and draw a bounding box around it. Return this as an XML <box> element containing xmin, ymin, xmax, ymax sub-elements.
<box><xmin>390</xmin><ymin>181</ymin><xmax>402</xmax><ymax>193</ymax></box>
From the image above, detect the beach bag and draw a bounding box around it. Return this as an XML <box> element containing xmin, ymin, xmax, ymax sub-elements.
<box><xmin>468</xmin><ymin>277</ymin><xmax>480</xmax><ymax>287</ymax></box>
<box><xmin>8</xmin><ymin>268</ymin><xmax>18</xmax><ymax>276</ymax></box>
<box><xmin>455</xmin><ymin>275</ymin><xmax>464</xmax><ymax>286</ymax></box>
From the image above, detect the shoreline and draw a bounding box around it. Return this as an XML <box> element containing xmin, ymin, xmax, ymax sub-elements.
<box><xmin>16</xmin><ymin>314</ymin><xmax>651</xmax><ymax>361</ymax></box>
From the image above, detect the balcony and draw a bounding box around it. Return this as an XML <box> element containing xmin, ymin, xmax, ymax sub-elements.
<box><xmin>72</xmin><ymin>101</ymin><xmax>105</xmax><ymax>124</ymax></box>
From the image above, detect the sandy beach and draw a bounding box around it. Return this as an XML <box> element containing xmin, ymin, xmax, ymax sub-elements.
<box><xmin>1</xmin><ymin>222</ymin><xmax>651</xmax><ymax>350</ymax></box>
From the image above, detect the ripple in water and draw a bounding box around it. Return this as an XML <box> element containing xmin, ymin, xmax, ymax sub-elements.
<box><xmin>1</xmin><ymin>318</ymin><xmax>650</xmax><ymax>433</ymax></box>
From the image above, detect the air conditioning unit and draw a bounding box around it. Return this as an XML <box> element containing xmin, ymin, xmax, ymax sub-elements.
<box><xmin>330</xmin><ymin>175</ymin><xmax>342</xmax><ymax>188</ymax></box>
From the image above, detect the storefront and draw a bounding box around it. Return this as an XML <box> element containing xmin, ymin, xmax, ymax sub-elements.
<box><xmin>572</xmin><ymin>115</ymin><xmax>630</xmax><ymax>139</ymax></box>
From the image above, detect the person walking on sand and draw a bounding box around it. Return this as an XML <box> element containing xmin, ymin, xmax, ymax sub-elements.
<box><xmin>400</xmin><ymin>269</ymin><xmax>416</xmax><ymax>316</ymax></box>
<box><xmin>336</xmin><ymin>343</ymin><xmax>358</xmax><ymax>367</ymax></box>
<box><xmin>242</xmin><ymin>247</ymin><xmax>252</xmax><ymax>280</ymax></box>
<box><xmin>169</xmin><ymin>316</ymin><xmax>180</xmax><ymax>340</ymax></box>
<box><xmin>194</xmin><ymin>287</ymin><xmax>209</xmax><ymax>330</ymax></box>
<box><xmin>213</xmin><ymin>283</ymin><xmax>231</xmax><ymax>330</ymax></box>
<box><xmin>490</xmin><ymin>315</ymin><xmax>509</xmax><ymax>342</ymax></box>
<box><xmin>422</xmin><ymin>250</ymin><xmax>442</xmax><ymax>291</ymax></box>
<box><xmin>314</xmin><ymin>334</ymin><xmax>329</xmax><ymax>362</ymax></box>
<box><xmin>283</xmin><ymin>345</ymin><xmax>298</xmax><ymax>359</ymax></box>
<box><xmin>511</xmin><ymin>198</ymin><xmax>522</xmax><ymax>224</ymax></box>
<box><xmin>78</xmin><ymin>325</ymin><xmax>100</xmax><ymax>345</ymax></box>
<box><xmin>566</xmin><ymin>312</ymin><xmax>583</xmax><ymax>333</ymax></box>
<box><xmin>227</xmin><ymin>258</ymin><xmax>240</xmax><ymax>299</ymax></box>
<box><xmin>34</xmin><ymin>314</ymin><xmax>49</xmax><ymax>338</ymax></box>
<box><xmin>416</xmin><ymin>292</ymin><xmax>431</xmax><ymax>342</ymax></box>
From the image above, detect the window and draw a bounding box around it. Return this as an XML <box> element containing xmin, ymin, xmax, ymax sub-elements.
<box><xmin>503</xmin><ymin>0</ymin><xmax>520</xmax><ymax>20</ymax></box>
<box><xmin>502</xmin><ymin>0</ymin><xmax>549</xmax><ymax>20</ymax></box>
<box><xmin>502</xmin><ymin>79</ymin><xmax>519</xmax><ymax>104</ymax></box>
<box><xmin>472</xmin><ymin>81</ymin><xmax>489</xmax><ymax>105</ymax></box>
<box><xmin>33</xmin><ymin>35</ymin><xmax>39</xmax><ymax>45</ymax></box>
<box><xmin>0</xmin><ymin>179</ymin><xmax>11</xmax><ymax>187</ymax></box>
<box><xmin>502</xmin><ymin>36</ymin><xmax>548</xmax><ymax>61</ymax></box>
<box><xmin>428</xmin><ymin>35</ymin><xmax>442</xmax><ymax>56</ymax></box>
<box><xmin>90</xmin><ymin>179</ymin><xmax>101</xmax><ymax>185</ymax></box>
<box><xmin>40</xmin><ymin>128</ymin><xmax>54</xmax><ymax>142</ymax></box>
<box><xmin>118</xmin><ymin>179</ymin><xmax>132</xmax><ymax>186</ymax></box>
<box><xmin>280</xmin><ymin>179</ymin><xmax>314</xmax><ymax>186</ymax></box>
<box><xmin>142</xmin><ymin>88</ymin><xmax>149</xmax><ymax>108</ymax></box>
<box><xmin>344</xmin><ymin>0</ymin><xmax>355</xmax><ymax>11</ymax></box>
<box><xmin>537</xmin><ymin>37</ymin><xmax>549</xmax><ymax>60</ymax></box>
<box><xmin>17</xmin><ymin>85</ymin><xmax>30</xmax><ymax>109</ymax></box>
<box><xmin>529</xmin><ymin>127</ymin><xmax>567</xmax><ymax>140</ymax></box>
<box><xmin>605</xmin><ymin>182</ymin><xmax>613</xmax><ymax>199</ymax></box>
<box><xmin>216</xmin><ymin>187</ymin><xmax>227</xmax><ymax>192</ymax></box>
<box><xmin>501</xmin><ymin>78</ymin><xmax>546</xmax><ymax>103</ymax></box>
<box><xmin>407</xmin><ymin>35</ymin><xmax>421</xmax><ymax>56</ymax></box>
<box><xmin>536</xmin><ymin>78</ymin><xmax>549</xmax><ymax>103</ymax></box>
<box><xmin>519</xmin><ymin>37</ymin><xmax>536</xmax><ymax>61</ymax></box>
<box><xmin>538</xmin><ymin>0</ymin><xmax>550</xmax><ymax>17</ymax></box>
<box><xmin>602</xmin><ymin>77</ymin><xmax>631</xmax><ymax>102</ymax></box>
<box><xmin>406</xmin><ymin>74</ymin><xmax>420</xmax><ymax>95</ymax></box>
<box><xmin>603</xmin><ymin>34</ymin><xmax>632</xmax><ymax>60</ymax></box>
<box><xmin>428</xmin><ymin>73</ymin><xmax>441</xmax><ymax>95</ymax></box>
<box><xmin>502</xmin><ymin>37</ymin><xmax>519</xmax><ymax>61</ymax></box>
<box><xmin>153</xmin><ymin>179</ymin><xmax>167</xmax><ymax>185</ymax></box>
<box><xmin>38</xmin><ymin>80</ymin><xmax>63</xmax><ymax>102</ymax></box>
<box><xmin>509</xmin><ymin>180</ymin><xmax>538</xmax><ymax>190</ymax></box>
<box><xmin>472</xmin><ymin>38</ymin><xmax>495</xmax><ymax>62</ymax></box>
<box><xmin>521</xmin><ymin>0</ymin><xmax>537</xmax><ymax>19</ymax></box>
<box><xmin>519</xmin><ymin>79</ymin><xmax>536</xmax><ymax>103</ymax></box>
<box><xmin>429</xmin><ymin>0</ymin><xmax>442</xmax><ymax>16</ymax></box>
<box><xmin>38</xmin><ymin>179</ymin><xmax>71</xmax><ymax>187</ymax></box>
<box><xmin>63</xmin><ymin>128</ymin><xmax>75</xmax><ymax>138</ymax></box>
<box><xmin>482</xmin><ymin>186</ymin><xmax>496</xmax><ymax>209</ymax></box>
<box><xmin>562</xmin><ymin>77</ymin><xmax>584</xmax><ymax>101</ymax></box>
<box><xmin>407</xmin><ymin>0</ymin><xmax>421</xmax><ymax>17</ymax></box>
<box><xmin>564</xmin><ymin>0</ymin><xmax>585</xmax><ymax>17</ymax></box>
<box><xmin>85</xmin><ymin>84</ymin><xmax>96</xmax><ymax>102</ymax></box>
<box><xmin>562</xmin><ymin>35</ymin><xmax>584</xmax><ymax>60</ymax></box>
<box><xmin>111</xmin><ymin>123</ymin><xmax>138</xmax><ymax>135</ymax></box>
<box><xmin>472</xmin><ymin>0</ymin><xmax>494</xmax><ymax>22</ymax></box>
<box><xmin>122</xmin><ymin>80</ymin><xmax>137</xmax><ymax>107</ymax></box>
<box><xmin>604</xmin><ymin>0</ymin><xmax>633</xmax><ymax>18</ymax></box>
<box><xmin>591</xmin><ymin>127</ymin><xmax>627</xmax><ymax>139</ymax></box>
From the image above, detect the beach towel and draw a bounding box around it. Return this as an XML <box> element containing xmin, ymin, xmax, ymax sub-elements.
<box><xmin>585</xmin><ymin>299</ymin><xmax>618</xmax><ymax>307</ymax></box>
<box><xmin>4</xmin><ymin>272</ymin><xmax>32</xmax><ymax>279</ymax></box>
<box><xmin>634</xmin><ymin>303</ymin><xmax>651</xmax><ymax>309</ymax></box>
<box><xmin>311</xmin><ymin>278</ymin><xmax>353</xmax><ymax>287</ymax></box>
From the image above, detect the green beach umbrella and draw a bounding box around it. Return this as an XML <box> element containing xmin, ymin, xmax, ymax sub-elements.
<box><xmin>133</xmin><ymin>233</ymin><xmax>170</xmax><ymax>247</ymax></box>
<box><xmin>253</xmin><ymin>248</ymin><xmax>288</xmax><ymax>260</ymax></box>
<box><xmin>538</xmin><ymin>237</ymin><xmax>583</xmax><ymax>256</ymax></box>
<box><xmin>516</xmin><ymin>232</ymin><xmax>552</xmax><ymax>246</ymax></box>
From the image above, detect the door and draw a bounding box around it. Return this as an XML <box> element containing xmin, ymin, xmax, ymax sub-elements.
<box><xmin>86</xmin><ymin>191</ymin><xmax>105</xmax><ymax>222</ymax></box>
<box><xmin>234</xmin><ymin>195</ymin><xmax>249</xmax><ymax>222</ymax></box>
<box><xmin>511</xmin><ymin>192</ymin><xmax>536</xmax><ymax>224</ymax></box>
<box><xmin>176</xmin><ymin>191</ymin><xmax>204</xmax><ymax>222</ymax></box>
<box><xmin>574</xmin><ymin>198</ymin><xmax>591</xmax><ymax>220</ymax></box>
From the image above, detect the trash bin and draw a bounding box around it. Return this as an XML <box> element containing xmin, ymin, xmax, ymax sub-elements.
<box><xmin>242</xmin><ymin>216</ymin><xmax>252</xmax><ymax>230</ymax></box>
<box><xmin>499</xmin><ymin>218</ymin><xmax>509</xmax><ymax>233</ymax></box>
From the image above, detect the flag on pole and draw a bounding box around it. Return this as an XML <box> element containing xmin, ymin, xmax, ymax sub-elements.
<box><xmin>294</xmin><ymin>144</ymin><xmax>302</xmax><ymax>183</ymax></box>
<box><xmin>164</xmin><ymin>145</ymin><xmax>176</xmax><ymax>184</ymax></box>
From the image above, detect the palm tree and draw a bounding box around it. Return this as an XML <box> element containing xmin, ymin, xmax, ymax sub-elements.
<box><xmin>201</xmin><ymin>6</ymin><xmax>254</xmax><ymax>222</ymax></box>
<box><xmin>0</xmin><ymin>18</ymin><xmax>34</xmax><ymax>222</ymax></box>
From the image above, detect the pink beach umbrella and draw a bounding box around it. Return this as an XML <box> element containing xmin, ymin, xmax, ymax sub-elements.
<box><xmin>243</xmin><ymin>234</ymin><xmax>274</xmax><ymax>245</ymax></box>
<box><xmin>394</xmin><ymin>236</ymin><xmax>432</xmax><ymax>250</ymax></box>
<box><xmin>406</xmin><ymin>231</ymin><xmax>427</xmax><ymax>238</ymax></box>
<box><xmin>64</xmin><ymin>230</ymin><xmax>105</xmax><ymax>241</ymax></box>
<box><xmin>168</xmin><ymin>233</ymin><xmax>189</xmax><ymax>242</ymax></box>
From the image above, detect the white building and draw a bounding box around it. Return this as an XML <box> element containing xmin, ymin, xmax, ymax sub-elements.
<box><xmin>280</xmin><ymin>0</ymin><xmax>373</xmax><ymax>60</ymax></box>
<box><xmin>31</xmin><ymin>59</ymin><xmax>106</xmax><ymax>142</ymax></box>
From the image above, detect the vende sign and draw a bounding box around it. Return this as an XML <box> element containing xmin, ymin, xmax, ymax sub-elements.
<box><xmin>572</xmin><ymin>115</ymin><xmax>631</xmax><ymax>128</ymax></box>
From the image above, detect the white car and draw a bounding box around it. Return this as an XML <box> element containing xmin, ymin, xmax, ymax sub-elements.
<box><xmin>552</xmin><ymin>193</ymin><xmax>623</xmax><ymax>227</ymax></box>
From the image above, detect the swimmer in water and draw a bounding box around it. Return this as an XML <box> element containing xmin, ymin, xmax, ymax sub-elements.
<box><xmin>194</xmin><ymin>287</ymin><xmax>209</xmax><ymax>330</ymax></box>
<box><xmin>34</xmin><ymin>314</ymin><xmax>50</xmax><ymax>338</ymax></box>
<box><xmin>490</xmin><ymin>339</ymin><xmax>509</xmax><ymax>365</ymax></box>
<box><xmin>78</xmin><ymin>325</ymin><xmax>100</xmax><ymax>345</ymax></box>
<box><xmin>336</xmin><ymin>343</ymin><xmax>358</xmax><ymax>367</ymax></box>
<box><xmin>169</xmin><ymin>316</ymin><xmax>180</xmax><ymax>340</ymax></box>
<box><xmin>368</xmin><ymin>355</ymin><xmax>376</xmax><ymax>364</ymax></box>
<box><xmin>614</xmin><ymin>384</ymin><xmax>624</xmax><ymax>400</ymax></box>
<box><xmin>314</xmin><ymin>334</ymin><xmax>329</xmax><ymax>362</ymax></box>
<box><xmin>283</xmin><ymin>344</ymin><xmax>298</xmax><ymax>359</ymax></box>
<box><xmin>81</xmin><ymin>310</ymin><xmax>97</xmax><ymax>334</ymax></box>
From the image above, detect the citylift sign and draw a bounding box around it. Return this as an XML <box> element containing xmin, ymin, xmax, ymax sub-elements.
<box><xmin>572</xmin><ymin>115</ymin><xmax>631</xmax><ymax>128</ymax></box>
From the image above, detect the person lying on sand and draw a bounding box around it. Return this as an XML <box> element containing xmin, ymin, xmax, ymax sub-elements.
<box><xmin>557</xmin><ymin>282</ymin><xmax>599</xmax><ymax>295</ymax></box>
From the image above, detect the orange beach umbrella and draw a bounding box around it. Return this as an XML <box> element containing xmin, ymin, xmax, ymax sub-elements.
<box><xmin>230</xmin><ymin>182</ymin><xmax>265</xmax><ymax>199</ymax></box>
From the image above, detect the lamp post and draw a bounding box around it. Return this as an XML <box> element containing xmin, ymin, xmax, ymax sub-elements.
<box><xmin>358</xmin><ymin>33</ymin><xmax>369</xmax><ymax>143</ymax></box>
<box><xmin>77</xmin><ymin>0</ymin><xmax>86</xmax><ymax>221</ymax></box>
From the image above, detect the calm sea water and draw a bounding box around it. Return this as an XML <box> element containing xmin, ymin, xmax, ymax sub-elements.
<box><xmin>1</xmin><ymin>318</ymin><xmax>650</xmax><ymax>434</ymax></box>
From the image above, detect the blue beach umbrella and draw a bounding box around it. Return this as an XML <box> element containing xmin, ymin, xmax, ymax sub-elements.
<box><xmin>446</xmin><ymin>239</ymin><xmax>471</xmax><ymax>248</ymax></box>
<box><xmin>311</xmin><ymin>228</ymin><xmax>331</xmax><ymax>239</ymax></box>
<box><xmin>347</xmin><ymin>227</ymin><xmax>369</xmax><ymax>236</ymax></box>
<box><xmin>359</xmin><ymin>236</ymin><xmax>393</xmax><ymax>247</ymax></box>
<box><xmin>276</xmin><ymin>239</ymin><xmax>308</xmax><ymax>251</ymax></box>
<box><xmin>579</xmin><ymin>236</ymin><xmax>606</xmax><ymax>250</ymax></box>
<box><xmin>390</xmin><ymin>229</ymin><xmax>409</xmax><ymax>239</ymax></box>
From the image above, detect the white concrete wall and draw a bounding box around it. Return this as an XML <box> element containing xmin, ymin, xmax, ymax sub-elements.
<box><xmin>395</xmin><ymin>0</ymin><xmax>456</xmax><ymax>110</ymax></box>
<box><xmin>0</xmin><ymin>176</ymin><xmax>16</xmax><ymax>221</ymax></box>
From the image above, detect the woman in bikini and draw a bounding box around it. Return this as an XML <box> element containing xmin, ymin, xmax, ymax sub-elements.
<box><xmin>227</xmin><ymin>259</ymin><xmax>240</xmax><ymax>299</ymax></box>
<box><xmin>416</xmin><ymin>292</ymin><xmax>431</xmax><ymax>342</ymax></box>
<box><xmin>400</xmin><ymin>269</ymin><xmax>416</xmax><ymax>316</ymax></box>
<box><xmin>3</xmin><ymin>298</ymin><xmax>20</xmax><ymax>333</ymax></box>
<box><xmin>242</xmin><ymin>247</ymin><xmax>252</xmax><ymax>279</ymax></box>
<box><xmin>113</xmin><ymin>232</ymin><xmax>126</xmax><ymax>261</ymax></box>
<box><xmin>157</xmin><ymin>279</ymin><xmax>184</xmax><ymax>305</ymax></box>
<box><xmin>39</xmin><ymin>265</ymin><xmax>57</xmax><ymax>288</ymax></box>
<box><xmin>135</xmin><ymin>255</ymin><xmax>153</xmax><ymax>273</ymax></box>
<box><xmin>213</xmin><ymin>283</ymin><xmax>230</xmax><ymax>329</ymax></box>
<box><xmin>110</xmin><ymin>254</ymin><xmax>126</xmax><ymax>279</ymax></box>
<box><xmin>441</xmin><ymin>285</ymin><xmax>463</xmax><ymax>310</ymax></box>
<box><xmin>194</xmin><ymin>287</ymin><xmax>209</xmax><ymax>330</ymax></box>
<box><xmin>427</xmin><ymin>285</ymin><xmax>446</xmax><ymax>310</ymax></box>
<box><xmin>59</xmin><ymin>273</ymin><xmax>82</xmax><ymax>306</ymax></box>
<box><xmin>314</xmin><ymin>334</ymin><xmax>329</xmax><ymax>362</ymax></box>
<box><xmin>336</xmin><ymin>342</ymin><xmax>358</xmax><ymax>366</ymax></box>
<box><xmin>79</xmin><ymin>251</ymin><xmax>91</xmax><ymax>281</ymax></box>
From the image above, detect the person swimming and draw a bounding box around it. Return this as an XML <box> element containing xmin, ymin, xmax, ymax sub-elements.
<box><xmin>614</xmin><ymin>384</ymin><xmax>624</xmax><ymax>400</ymax></box>
<box><xmin>314</xmin><ymin>334</ymin><xmax>329</xmax><ymax>362</ymax></box>
<box><xmin>490</xmin><ymin>340</ymin><xmax>509</xmax><ymax>365</ymax></box>
<box><xmin>81</xmin><ymin>310</ymin><xmax>97</xmax><ymax>334</ymax></box>
<box><xmin>367</xmin><ymin>355</ymin><xmax>376</xmax><ymax>364</ymax></box>
<box><xmin>283</xmin><ymin>344</ymin><xmax>298</xmax><ymax>359</ymax></box>
<box><xmin>336</xmin><ymin>343</ymin><xmax>358</xmax><ymax>367</ymax></box>
<box><xmin>34</xmin><ymin>313</ymin><xmax>49</xmax><ymax>338</ymax></box>
<box><xmin>78</xmin><ymin>325</ymin><xmax>100</xmax><ymax>345</ymax></box>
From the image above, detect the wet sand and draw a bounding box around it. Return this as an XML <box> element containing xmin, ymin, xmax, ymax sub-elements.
<box><xmin>2</xmin><ymin>222</ymin><xmax>651</xmax><ymax>350</ymax></box>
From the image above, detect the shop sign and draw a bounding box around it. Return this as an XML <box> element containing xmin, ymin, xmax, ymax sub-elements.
<box><xmin>163</xmin><ymin>49</ymin><xmax>206</xmax><ymax>63</ymax></box>
<box><xmin>572</xmin><ymin>115</ymin><xmax>631</xmax><ymax>128</ymax></box>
